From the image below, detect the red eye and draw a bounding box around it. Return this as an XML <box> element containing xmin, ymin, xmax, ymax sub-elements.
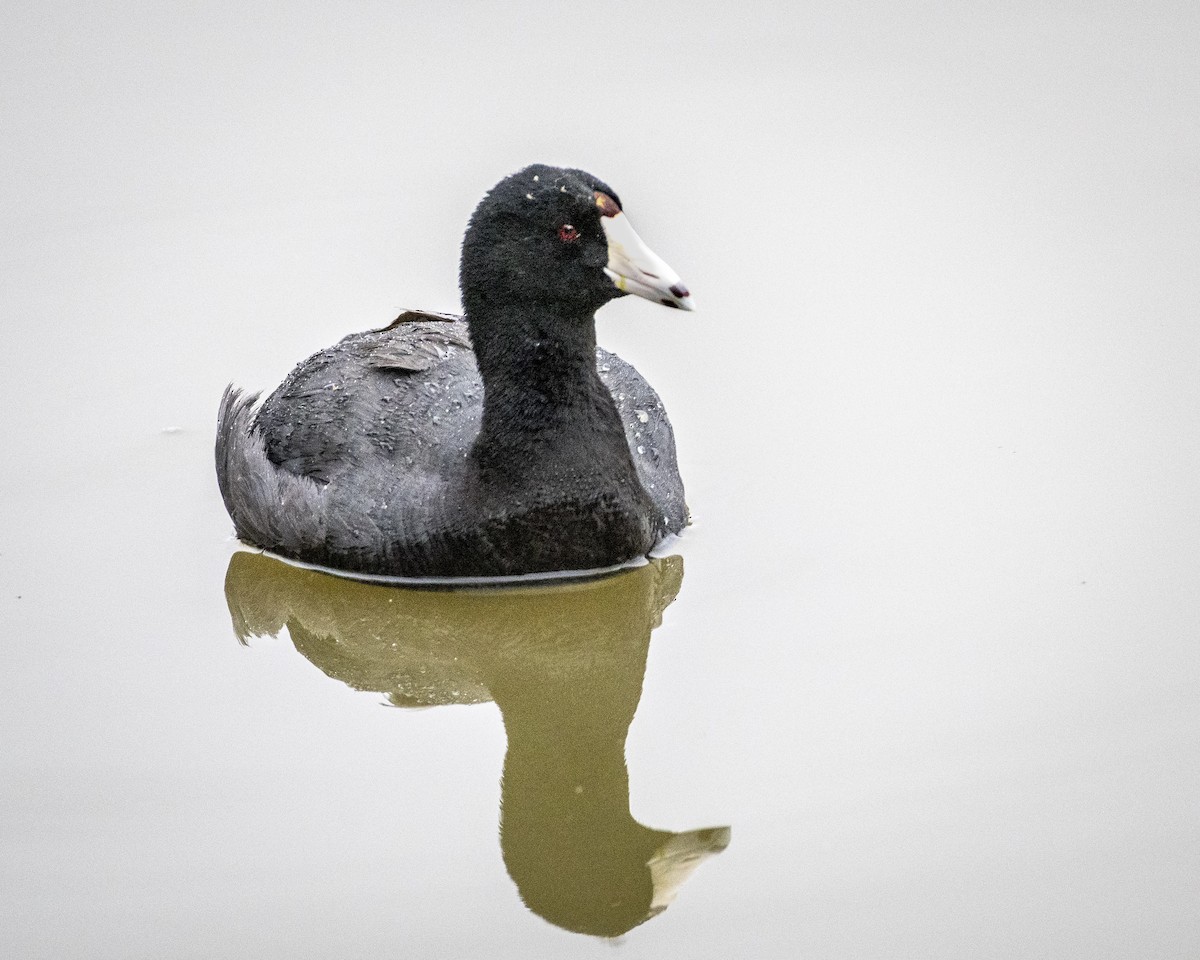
<box><xmin>557</xmin><ymin>224</ymin><xmax>580</xmax><ymax>242</ymax></box>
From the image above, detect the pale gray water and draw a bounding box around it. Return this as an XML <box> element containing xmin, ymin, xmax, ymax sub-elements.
<box><xmin>3</xmin><ymin>1</ymin><xmax>1199</xmax><ymax>957</ymax></box>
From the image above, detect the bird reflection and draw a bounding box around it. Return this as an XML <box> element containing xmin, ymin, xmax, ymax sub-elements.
<box><xmin>223</xmin><ymin>551</ymin><xmax>730</xmax><ymax>937</ymax></box>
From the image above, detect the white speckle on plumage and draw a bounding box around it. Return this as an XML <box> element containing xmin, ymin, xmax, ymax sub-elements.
<box><xmin>635</xmin><ymin>409</ymin><xmax>649</xmax><ymax>423</ymax></box>
<box><xmin>532</xmin><ymin>175</ymin><xmax>539</xmax><ymax>181</ymax></box>
<box><xmin>525</xmin><ymin>192</ymin><xmax>534</xmax><ymax>200</ymax></box>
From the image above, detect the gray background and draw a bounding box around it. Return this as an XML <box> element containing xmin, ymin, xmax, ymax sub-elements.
<box><xmin>3</xmin><ymin>1</ymin><xmax>1198</xmax><ymax>957</ymax></box>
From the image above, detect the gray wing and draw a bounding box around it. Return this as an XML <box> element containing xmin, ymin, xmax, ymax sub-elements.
<box><xmin>254</xmin><ymin>311</ymin><xmax>483</xmax><ymax>486</ymax></box>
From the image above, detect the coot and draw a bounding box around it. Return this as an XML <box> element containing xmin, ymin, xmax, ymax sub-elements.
<box><xmin>215</xmin><ymin>164</ymin><xmax>693</xmax><ymax>578</ymax></box>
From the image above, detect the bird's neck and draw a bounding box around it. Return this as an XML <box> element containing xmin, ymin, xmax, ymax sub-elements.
<box><xmin>467</xmin><ymin>300</ymin><xmax>628</xmax><ymax>474</ymax></box>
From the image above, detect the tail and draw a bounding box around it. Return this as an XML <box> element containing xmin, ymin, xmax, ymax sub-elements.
<box><xmin>215</xmin><ymin>386</ymin><xmax>326</xmax><ymax>553</ymax></box>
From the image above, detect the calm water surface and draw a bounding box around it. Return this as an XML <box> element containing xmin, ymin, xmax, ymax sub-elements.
<box><xmin>3</xmin><ymin>2</ymin><xmax>1199</xmax><ymax>957</ymax></box>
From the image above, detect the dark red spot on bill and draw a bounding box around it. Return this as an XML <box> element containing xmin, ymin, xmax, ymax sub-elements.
<box><xmin>594</xmin><ymin>191</ymin><xmax>621</xmax><ymax>217</ymax></box>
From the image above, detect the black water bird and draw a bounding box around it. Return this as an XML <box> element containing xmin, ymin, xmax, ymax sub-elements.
<box><xmin>216</xmin><ymin>165</ymin><xmax>693</xmax><ymax>578</ymax></box>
